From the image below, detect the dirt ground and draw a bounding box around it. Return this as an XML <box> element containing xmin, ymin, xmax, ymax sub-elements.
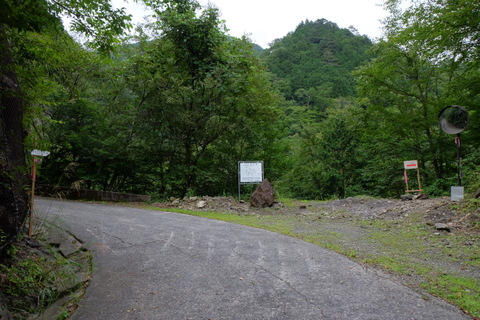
<box><xmin>153</xmin><ymin>195</ymin><xmax>480</xmax><ymax>232</ymax></box>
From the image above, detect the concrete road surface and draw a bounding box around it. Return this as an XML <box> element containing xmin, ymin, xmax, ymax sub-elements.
<box><xmin>36</xmin><ymin>198</ymin><xmax>470</xmax><ymax>320</ymax></box>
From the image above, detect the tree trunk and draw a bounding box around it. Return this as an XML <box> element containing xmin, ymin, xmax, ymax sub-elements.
<box><xmin>0</xmin><ymin>24</ymin><xmax>29</xmax><ymax>250</ymax></box>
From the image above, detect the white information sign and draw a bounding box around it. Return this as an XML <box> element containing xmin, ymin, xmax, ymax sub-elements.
<box><xmin>403</xmin><ymin>160</ymin><xmax>418</xmax><ymax>170</ymax></box>
<box><xmin>239</xmin><ymin>161</ymin><xmax>263</xmax><ymax>184</ymax></box>
<box><xmin>31</xmin><ymin>150</ymin><xmax>50</xmax><ymax>157</ymax></box>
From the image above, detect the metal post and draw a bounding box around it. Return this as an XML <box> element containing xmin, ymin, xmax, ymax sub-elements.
<box><xmin>238</xmin><ymin>162</ymin><xmax>241</xmax><ymax>201</ymax></box>
<box><xmin>456</xmin><ymin>134</ymin><xmax>462</xmax><ymax>186</ymax></box>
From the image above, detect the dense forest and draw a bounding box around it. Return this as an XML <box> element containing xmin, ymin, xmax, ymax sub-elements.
<box><xmin>2</xmin><ymin>0</ymin><xmax>479</xmax><ymax>203</ymax></box>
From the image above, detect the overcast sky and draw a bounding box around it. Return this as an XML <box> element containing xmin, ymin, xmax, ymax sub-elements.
<box><xmin>116</xmin><ymin>0</ymin><xmax>388</xmax><ymax>48</ymax></box>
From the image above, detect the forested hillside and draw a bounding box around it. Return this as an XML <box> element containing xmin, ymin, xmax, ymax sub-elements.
<box><xmin>3</xmin><ymin>0</ymin><xmax>479</xmax><ymax>202</ymax></box>
<box><xmin>257</xmin><ymin>3</ymin><xmax>479</xmax><ymax>200</ymax></box>
<box><xmin>261</xmin><ymin>19</ymin><xmax>372</xmax><ymax>104</ymax></box>
<box><xmin>257</xmin><ymin>20</ymin><xmax>375</xmax><ymax>199</ymax></box>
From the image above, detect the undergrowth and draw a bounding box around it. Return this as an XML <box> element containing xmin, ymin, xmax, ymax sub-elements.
<box><xmin>0</xmin><ymin>226</ymin><xmax>91</xmax><ymax>320</ymax></box>
<box><xmin>0</xmin><ymin>243</ymin><xmax>61</xmax><ymax>317</ymax></box>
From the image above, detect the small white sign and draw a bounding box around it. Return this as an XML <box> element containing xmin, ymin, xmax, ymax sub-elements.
<box><xmin>404</xmin><ymin>160</ymin><xmax>418</xmax><ymax>170</ymax></box>
<box><xmin>451</xmin><ymin>186</ymin><xmax>464</xmax><ymax>201</ymax></box>
<box><xmin>239</xmin><ymin>161</ymin><xmax>263</xmax><ymax>183</ymax></box>
<box><xmin>31</xmin><ymin>150</ymin><xmax>50</xmax><ymax>157</ymax></box>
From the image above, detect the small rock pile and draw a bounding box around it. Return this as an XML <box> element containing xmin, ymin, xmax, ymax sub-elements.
<box><xmin>153</xmin><ymin>196</ymin><xmax>252</xmax><ymax>213</ymax></box>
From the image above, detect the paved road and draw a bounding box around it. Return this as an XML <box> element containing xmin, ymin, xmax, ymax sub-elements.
<box><xmin>36</xmin><ymin>198</ymin><xmax>470</xmax><ymax>320</ymax></box>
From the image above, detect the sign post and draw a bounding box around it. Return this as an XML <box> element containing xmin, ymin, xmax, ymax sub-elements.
<box><xmin>438</xmin><ymin>106</ymin><xmax>469</xmax><ymax>200</ymax></box>
<box><xmin>29</xmin><ymin>150</ymin><xmax>50</xmax><ymax>238</ymax></box>
<box><xmin>403</xmin><ymin>160</ymin><xmax>422</xmax><ymax>193</ymax></box>
<box><xmin>238</xmin><ymin>161</ymin><xmax>264</xmax><ymax>200</ymax></box>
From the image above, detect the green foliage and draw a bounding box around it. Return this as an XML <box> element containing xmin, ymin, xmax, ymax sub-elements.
<box><xmin>57</xmin><ymin>309</ymin><xmax>70</xmax><ymax>320</ymax></box>
<box><xmin>0</xmin><ymin>247</ymin><xmax>76</xmax><ymax>315</ymax></box>
<box><xmin>261</xmin><ymin>19</ymin><xmax>372</xmax><ymax>105</ymax></box>
<box><xmin>121</xmin><ymin>0</ymin><xmax>279</xmax><ymax>197</ymax></box>
<box><xmin>259</xmin><ymin>19</ymin><xmax>374</xmax><ymax>200</ymax></box>
<box><xmin>0</xmin><ymin>0</ymin><xmax>60</xmax><ymax>33</ymax></box>
<box><xmin>351</xmin><ymin>0</ymin><xmax>480</xmax><ymax>197</ymax></box>
<box><xmin>0</xmin><ymin>257</ymin><xmax>53</xmax><ymax>297</ymax></box>
<box><xmin>275</xmin><ymin>102</ymin><xmax>366</xmax><ymax>200</ymax></box>
<box><xmin>0</xmin><ymin>230</ymin><xmax>92</xmax><ymax>318</ymax></box>
<box><xmin>14</xmin><ymin>31</ymin><xmax>146</xmax><ymax>193</ymax></box>
<box><xmin>8</xmin><ymin>0</ymin><xmax>480</xmax><ymax>201</ymax></box>
<box><xmin>384</xmin><ymin>0</ymin><xmax>480</xmax><ymax>63</ymax></box>
<box><xmin>19</xmin><ymin>0</ymin><xmax>281</xmax><ymax>198</ymax></box>
<box><xmin>1</xmin><ymin>0</ymin><xmax>132</xmax><ymax>52</ymax></box>
<box><xmin>463</xmin><ymin>148</ymin><xmax>480</xmax><ymax>194</ymax></box>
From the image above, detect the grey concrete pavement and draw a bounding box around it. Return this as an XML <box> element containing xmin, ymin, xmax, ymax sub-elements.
<box><xmin>36</xmin><ymin>198</ymin><xmax>470</xmax><ymax>320</ymax></box>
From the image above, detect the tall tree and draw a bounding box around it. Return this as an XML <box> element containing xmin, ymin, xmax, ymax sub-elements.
<box><xmin>354</xmin><ymin>0</ymin><xmax>480</xmax><ymax>196</ymax></box>
<box><xmin>384</xmin><ymin>0</ymin><xmax>480</xmax><ymax>62</ymax></box>
<box><xmin>275</xmin><ymin>102</ymin><xmax>362</xmax><ymax>200</ymax></box>
<box><xmin>0</xmin><ymin>0</ymin><xmax>131</xmax><ymax>247</ymax></box>
<box><xmin>128</xmin><ymin>0</ymin><xmax>278</xmax><ymax>197</ymax></box>
<box><xmin>26</xmin><ymin>33</ymin><xmax>146</xmax><ymax>193</ymax></box>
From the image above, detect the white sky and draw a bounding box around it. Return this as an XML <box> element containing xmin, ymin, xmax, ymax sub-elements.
<box><xmin>116</xmin><ymin>0</ymin><xmax>389</xmax><ymax>48</ymax></box>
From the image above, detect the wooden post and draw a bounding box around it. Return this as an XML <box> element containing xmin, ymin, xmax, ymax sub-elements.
<box><xmin>416</xmin><ymin>167</ymin><xmax>422</xmax><ymax>191</ymax></box>
<box><xmin>28</xmin><ymin>156</ymin><xmax>37</xmax><ymax>238</ymax></box>
<box><xmin>404</xmin><ymin>169</ymin><xmax>410</xmax><ymax>193</ymax></box>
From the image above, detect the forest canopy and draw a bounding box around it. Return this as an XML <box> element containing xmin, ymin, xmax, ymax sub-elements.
<box><xmin>2</xmin><ymin>0</ymin><xmax>479</xmax><ymax>202</ymax></box>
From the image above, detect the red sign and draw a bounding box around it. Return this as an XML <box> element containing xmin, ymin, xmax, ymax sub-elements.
<box><xmin>404</xmin><ymin>160</ymin><xmax>418</xmax><ymax>169</ymax></box>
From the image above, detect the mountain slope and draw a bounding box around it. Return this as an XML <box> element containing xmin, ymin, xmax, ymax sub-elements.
<box><xmin>261</xmin><ymin>19</ymin><xmax>373</xmax><ymax>102</ymax></box>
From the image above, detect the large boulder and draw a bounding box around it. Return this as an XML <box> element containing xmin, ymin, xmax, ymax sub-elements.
<box><xmin>250</xmin><ymin>179</ymin><xmax>275</xmax><ymax>208</ymax></box>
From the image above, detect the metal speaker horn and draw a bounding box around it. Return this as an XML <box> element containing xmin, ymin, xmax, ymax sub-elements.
<box><xmin>438</xmin><ymin>105</ymin><xmax>469</xmax><ymax>134</ymax></box>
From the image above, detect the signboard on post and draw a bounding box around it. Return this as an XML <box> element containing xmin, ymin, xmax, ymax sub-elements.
<box><xmin>404</xmin><ymin>160</ymin><xmax>418</xmax><ymax>169</ymax></box>
<box><xmin>31</xmin><ymin>150</ymin><xmax>50</xmax><ymax>157</ymax></box>
<box><xmin>29</xmin><ymin>149</ymin><xmax>50</xmax><ymax>238</ymax></box>
<box><xmin>238</xmin><ymin>161</ymin><xmax>264</xmax><ymax>200</ymax></box>
<box><xmin>403</xmin><ymin>160</ymin><xmax>423</xmax><ymax>193</ymax></box>
<box><xmin>239</xmin><ymin>161</ymin><xmax>264</xmax><ymax>184</ymax></box>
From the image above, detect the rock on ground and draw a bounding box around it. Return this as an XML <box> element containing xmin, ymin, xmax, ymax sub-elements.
<box><xmin>250</xmin><ymin>179</ymin><xmax>276</xmax><ymax>208</ymax></box>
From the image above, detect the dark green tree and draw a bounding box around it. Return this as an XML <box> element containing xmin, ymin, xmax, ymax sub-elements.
<box><xmin>354</xmin><ymin>0</ymin><xmax>480</xmax><ymax>196</ymax></box>
<box><xmin>126</xmin><ymin>0</ymin><xmax>278</xmax><ymax>197</ymax></box>
<box><xmin>276</xmin><ymin>103</ymin><xmax>362</xmax><ymax>199</ymax></box>
<box><xmin>19</xmin><ymin>31</ymin><xmax>153</xmax><ymax>194</ymax></box>
<box><xmin>0</xmin><ymin>0</ymin><xmax>131</xmax><ymax>248</ymax></box>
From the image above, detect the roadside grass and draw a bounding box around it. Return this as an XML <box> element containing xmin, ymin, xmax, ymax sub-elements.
<box><xmin>148</xmin><ymin>206</ymin><xmax>480</xmax><ymax>318</ymax></box>
<box><xmin>0</xmin><ymin>242</ymin><xmax>73</xmax><ymax>316</ymax></box>
<box><xmin>421</xmin><ymin>275</ymin><xmax>480</xmax><ymax>316</ymax></box>
<box><xmin>0</xmin><ymin>221</ymin><xmax>92</xmax><ymax>319</ymax></box>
